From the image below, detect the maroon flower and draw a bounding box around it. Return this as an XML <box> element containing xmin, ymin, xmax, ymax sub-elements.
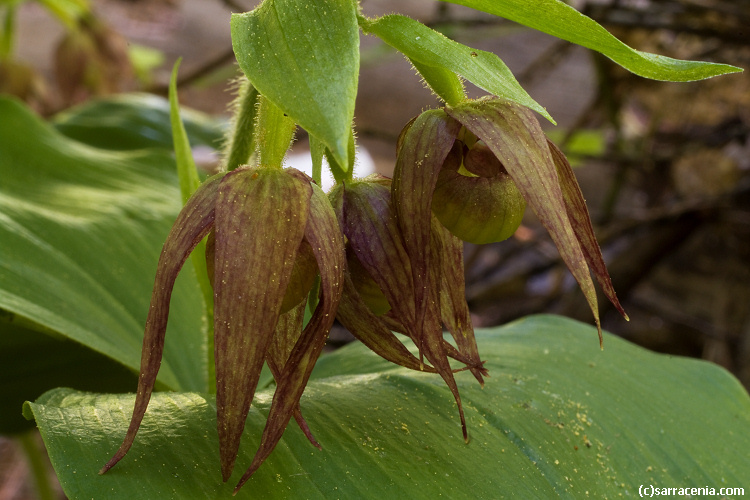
<box><xmin>330</xmin><ymin>175</ymin><xmax>487</xmax><ymax>441</ymax></box>
<box><xmin>99</xmin><ymin>165</ymin><xmax>345</xmax><ymax>493</ymax></box>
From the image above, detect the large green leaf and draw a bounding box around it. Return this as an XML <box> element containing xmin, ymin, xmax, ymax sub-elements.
<box><xmin>230</xmin><ymin>0</ymin><xmax>359</xmax><ymax>168</ymax></box>
<box><xmin>0</xmin><ymin>96</ymin><xmax>207</xmax><ymax>394</ymax></box>
<box><xmin>52</xmin><ymin>92</ymin><xmax>225</xmax><ymax>152</ymax></box>
<box><xmin>0</xmin><ymin>321</ymin><xmax>137</xmax><ymax>434</ymax></box>
<box><xmin>359</xmin><ymin>14</ymin><xmax>553</xmax><ymax>122</ymax></box>
<box><xmin>441</xmin><ymin>0</ymin><xmax>741</xmax><ymax>81</ymax></box>
<box><xmin>25</xmin><ymin>316</ymin><xmax>750</xmax><ymax>498</ymax></box>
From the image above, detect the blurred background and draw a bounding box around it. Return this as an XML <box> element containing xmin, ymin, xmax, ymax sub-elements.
<box><xmin>1</xmin><ymin>0</ymin><xmax>748</xmax><ymax>497</ymax></box>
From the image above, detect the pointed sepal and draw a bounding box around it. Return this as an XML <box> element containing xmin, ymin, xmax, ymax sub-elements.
<box><xmin>233</xmin><ymin>182</ymin><xmax>345</xmax><ymax>492</ymax></box>
<box><xmin>100</xmin><ymin>173</ymin><xmax>224</xmax><ymax>475</ymax></box>
<box><xmin>447</xmin><ymin>98</ymin><xmax>604</xmax><ymax>342</ymax></box>
<box><xmin>213</xmin><ymin>166</ymin><xmax>312</xmax><ymax>481</ymax></box>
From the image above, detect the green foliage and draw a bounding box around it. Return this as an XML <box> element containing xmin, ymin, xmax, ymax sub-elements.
<box><xmin>0</xmin><ymin>96</ymin><xmax>210</xmax><ymax>403</ymax></box>
<box><xmin>230</xmin><ymin>0</ymin><xmax>360</xmax><ymax>168</ymax></box>
<box><xmin>439</xmin><ymin>0</ymin><xmax>741</xmax><ymax>81</ymax></box>
<box><xmin>24</xmin><ymin>316</ymin><xmax>750</xmax><ymax>498</ymax></box>
<box><xmin>359</xmin><ymin>14</ymin><xmax>553</xmax><ymax>121</ymax></box>
<box><xmin>52</xmin><ymin>92</ymin><xmax>225</xmax><ymax>151</ymax></box>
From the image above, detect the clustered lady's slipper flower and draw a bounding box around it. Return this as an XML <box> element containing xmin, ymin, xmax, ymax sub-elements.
<box><xmin>392</xmin><ymin>96</ymin><xmax>628</xmax><ymax>351</ymax></box>
<box><xmin>100</xmin><ymin>165</ymin><xmax>344</xmax><ymax>493</ymax></box>
<box><xmin>330</xmin><ymin>175</ymin><xmax>487</xmax><ymax>440</ymax></box>
<box><xmin>99</xmin><ymin>94</ymin><xmax>627</xmax><ymax>495</ymax></box>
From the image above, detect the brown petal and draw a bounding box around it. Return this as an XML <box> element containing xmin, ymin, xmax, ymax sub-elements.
<box><xmin>280</xmin><ymin>240</ymin><xmax>319</xmax><ymax>314</ymax></box>
<box><xmin>447</xmin><ymin>98</ymin><xmax>603</xmax><ymax>343</ymax></box>
<box><xmin>266</xmin><ymin>299</ymin><xmax>321</xmax><ymax>449</ymax></box>
<box><xmin>346</xmin><ymin>246</ymin><xmax>391</xmax><ymax>315</ymax></box>
<box><xmin>213</xmin><ymin>167</ymin><xmax>311</xmax><ymax>481</ymax></box>
<box><xmin>392</xmin><ymin>109</ymin><xmax>461</xmax><ymax>349</ymax></box>
<box><xmin>337</xmin><ymin>269</ymin><xmax>433</xmax><ymax>373</ymax></box>
<box><xmin>100</xmin><ymin>173</ymin><xmax>224</xmax><ymax>475</ymax></box>
<box><xmin>432</xmin><ymin>221</ymin><xmax>487</xmax><ymax>384</ymax></box>
<box><xmin>340</xmin><ymin>180</ymin><xmax>417</xmax><ymax>334</ymax></box>
<box><xmin>422</xmin><ymin>258</ymin><xmax>469</xmax><ymax>442</ymax></box>
<box><xmin>547</xmin><ymin>139</ymin><xmax>628</xmax><ymax>322</ymax></box>
<box><xmin>234</xmin><ymin>182</ymin><xmax>345</xmax><ymax>493</ymax></box>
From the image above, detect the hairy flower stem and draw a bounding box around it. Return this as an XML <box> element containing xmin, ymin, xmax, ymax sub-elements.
<box><xmin>256</xmin><ymin>96</ymin><xmax>296</xmax><ymax>169</ymax></box>
<box><xmin>223</xmin><ymin>77</ymin><xmax>259</xmax><ymax>172</ymax></box>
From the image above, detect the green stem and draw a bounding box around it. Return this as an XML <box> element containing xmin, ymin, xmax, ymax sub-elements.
<box><xmin>310</xmin><ymin>135</ymin><xmax>325</xmax><ymax>186</ymax></box>
<box><xmin>255</xmin><ymin>96</ymin><xmax>296</xmax><ymax>169</ymax></box>
<box><xmin>18</xmin><ymin>430</ymin><xmax>56</xmax><ymax>500</ymax></box>
<box><xmin>326</xmin><ymin>127</ymin><xmax>356</xmax><ymax>184</ymax></box>
<box><xmin>224</xmin><ymin>78</ymin><xmax>259</xmax><ymax>171</ymax></box>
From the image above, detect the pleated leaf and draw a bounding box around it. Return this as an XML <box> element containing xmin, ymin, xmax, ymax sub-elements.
<box><xmin>0</xmin><ymin>96</ymin><xmax>207</xmax><ymax>399</ymax></box>
<box><xmin>26</xmin><ymin>315</ymin><xmax>750</xmax><ymax>499</ymax></box>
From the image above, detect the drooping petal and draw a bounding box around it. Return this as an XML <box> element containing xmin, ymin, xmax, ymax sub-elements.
<box><xmin>422</xmin><ymin>245</ymin><xmax>469</xmax><ymax>442</ymax></box>
<box><xmin>433</xmin><ymin>220</ymin><xmax>487</xmax><ymax>384</ymax></box>
<box><xmin>213</xmin><ymin>166</ymin><xmax>311</xmax><ymax>481</ymax></box>
<box><xmin>447</xmin><ymin>98</ymin><xmax>604</xmax><ymax>343</ymax></box>
<box><xmin>391</xmin><ymin>109</ymin><xmax>461</xmax><ymax>348</ymax></box>
<box><xmin>337</xmin><ymin>270</ymin><xmax>432</xmax><ymax>372</ymax></box>
<box><xmin>100</xmin><ymin>173</ymin><xmax>224</xmax><ymax>475</ymax></box>
<box><xmin>340</xmin><ymin>179</ymin><xmax>417</xmax><ymax>336</ymax></box>
<box><xmin>547</xmin><ymin>139</ymin><xmax>628</xmax><ymax>321</ymax></box>
<box><xmin>234</xmin><ymin>182</ymin><xmax>345</xmax><ymax>493</ymax></box>
<box><xmin>266</xmin><ymin>298</ymin><xmax>320</xmax><ymax>449</ymax></box>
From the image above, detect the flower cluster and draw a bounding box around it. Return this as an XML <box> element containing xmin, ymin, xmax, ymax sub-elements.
<box><xmin>100</xmin><ymin>96</ymin><xmax>625</xmax><ymax>493</ymax></box>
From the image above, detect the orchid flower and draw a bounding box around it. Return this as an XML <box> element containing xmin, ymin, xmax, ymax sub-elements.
<box><xmin>393</xmin><ymin>97</ymin><xmax>628</xmax><ymax>350</ymax></box>
<box><xmin>99</xmin><ymin>165</ymin><xmax>345</xmax><ymax>494</ymax></box>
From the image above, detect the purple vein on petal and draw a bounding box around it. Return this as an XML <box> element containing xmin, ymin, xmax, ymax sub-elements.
<box><xmin>432</xmin><ymin>221</ymin><xmax>487</xmax><ymax>384</ymax></box>
<box><xmin>337</xmin><ymin>270</ymin><xmax>434</xmax><ymax>373</ymax></box>
<box><xmin>392</xmin><ymin>109</ymin><xmax>461</xmax><ymax>350</ymax></box>
<box><xmin>341</xmin><ymin>181</ymin><xmax>417</xmax><ymax>332</ymax></box>
<box><xmin>100</xmin><ymin>173</ymin><xmax>224</xmax><ymax>475</ymax></box>
<box><xmin>267</xmin><ymin>299</ymin><xmax>321</xmax><ymax>449</ymax></box>
<box><xmin>447</xmin><ymin>98</ymin><xmax>602</xmax><ymax>341</ymax></box>
<box><xmin>547</xmin><ymin>139</ymin><xmax>629</xmax><ymax>323</ymax></box>
<box><xmin>234</xmin><ymin>184</ymin><xmax>345</xmax><ymax>493</ymax></box>
<box><xmin>214</xmin><ymin>167</ymin><xmax>311</xmax><ymax>481</ymax></box>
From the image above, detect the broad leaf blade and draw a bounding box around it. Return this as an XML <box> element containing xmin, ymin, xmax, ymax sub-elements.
<box><xmin>361</xmin><ymin>14</ymin><xmax>553</xmax><ymax>122</ymax></box>
<box><xmin>0</xmin><ymin>321</ymin><xmax>137</xmax><ymax>434</ymax></box>
<box><xmin>52</xmin><ymin>92</ymin><xmax>224</xmax><ymax>151</ymax></box>
<box><xmin>0</xmin><ymin>96</ymin><xmax>207</xmax><ymax>392</ymax></box>
<box><xmin>231</xmin><ymin>0</ymin><xmax>359</xmax><ymax>167</ymax></box>
<box><xmin>441</xmin><ymin>0</ymin><xmax>742</xmax><ymax>81</ymax></box>
<box><xmin>26</xmin><ymin>315</ymin><xmax>750</xmax><ymax>498</ymax></box>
